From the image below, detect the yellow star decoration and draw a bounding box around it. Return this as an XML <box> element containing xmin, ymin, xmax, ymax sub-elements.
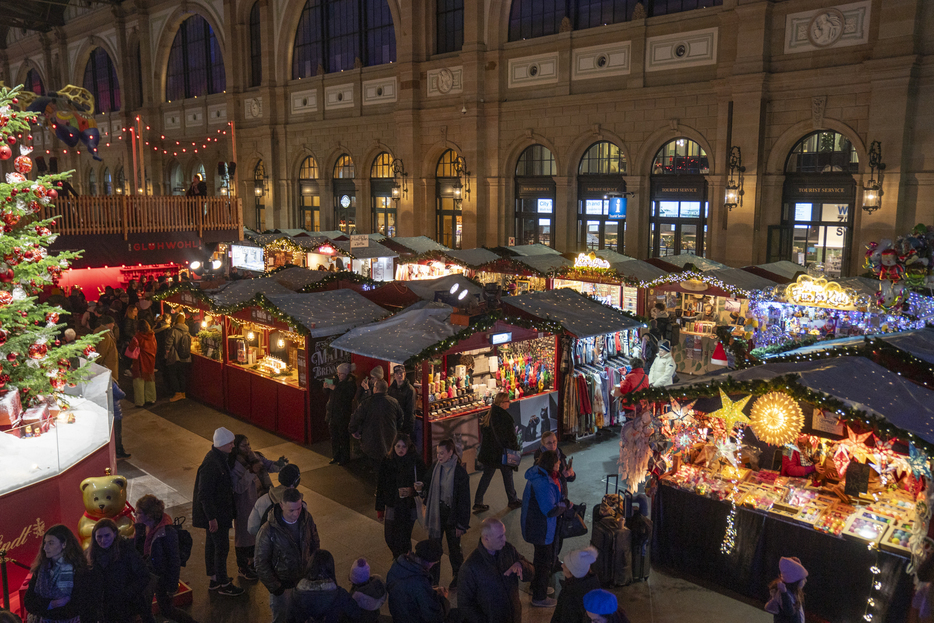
<box><xmin>708</xmin><ymin>389</ymin><xmax>752</xmax><ymax>431</ymax></box>
<box><xmin>839</xmin><ymin>427</ymin><xmax>874</xmax><ymax>464</ymax></box>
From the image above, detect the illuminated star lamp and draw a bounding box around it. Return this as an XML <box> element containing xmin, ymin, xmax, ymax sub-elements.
<box><xmin>749</xmin><ymin>392</ymin><xmax>804</xmax><ymax>446</ymax></box>
<box><xmin>907</xmin><ymin>442</ymin><xmax>932</xmax><ymax>481</ymax></box>
<box><xmin>707</xmin><ymin>389</ymin><xmax>752</xmax><ymax>432</ymax></box>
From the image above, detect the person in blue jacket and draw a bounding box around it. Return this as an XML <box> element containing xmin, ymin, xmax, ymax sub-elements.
<box><xmin>521</xmin><ymin>450</ymin><xmax>569</xmax><ymax>608</ymax></box>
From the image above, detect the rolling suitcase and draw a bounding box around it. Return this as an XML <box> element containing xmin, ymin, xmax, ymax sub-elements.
<box><xmin>627</xmin><ymin>512</ymin><xmax>652</xmax><ymax>582</ymax></box>
<box><xmin>590</xmin><ymin>474</ymin><xmax>633</xmax><ymax>586</ymax></box>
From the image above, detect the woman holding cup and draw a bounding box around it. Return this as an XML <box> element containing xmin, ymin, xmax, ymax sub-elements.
<box><xmin>376</xmin><ymin>433</ymin><xmax>427</xmax><ymax>559</ymax></box>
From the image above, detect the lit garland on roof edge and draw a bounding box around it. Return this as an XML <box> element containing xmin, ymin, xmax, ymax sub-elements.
<box><xmin>403</xmin><ymin>310</ymin><xmax>563</xmax><ymax>367</ymax></box>
<box><xmin>638</xmin><ymin>270</ymin><xmax>755</xmax><ymax>299</ymax></box>
<box><xmin>625</xmin><ymin>373</ymin><xmax>934</xmax><ymax>455</ymax></box>
<box><xmin>298</xmin><ymin>271</ymin><xmax>378</xmax><ymax>292</ymax></box>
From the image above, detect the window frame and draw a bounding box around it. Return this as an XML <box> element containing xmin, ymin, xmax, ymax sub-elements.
<box><xmin>298</xmin><ymin>156</ymin><xmax>320</xmax><ymax>231</ymax></box>
<box><xmin>165</xmin><ymin>15</ymin><xmax>227</xmax><ymax>102</ymax></box>
<box><xmin>435</xmin><ymin>149</ymin><xmax>463</xmax><ymax>249</ymax></box>
<box><xmin>436</xmin><ymin>0</ymin><xmax>465</xmax><ymax>54</ymax></box>
<box><xmin>249</xmin><ymin>2</ymin><xmax>262</xmax><ymax>88</ymax></box>
<box><xmin>82</xmin><ymin>47</ymin><xmax>121</xmax><ymax>113</ymax></box>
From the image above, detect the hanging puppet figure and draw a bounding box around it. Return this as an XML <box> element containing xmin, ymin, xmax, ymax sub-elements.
<box><xmin>23</xmin><ymin>86</ymin><xmax>102</xmax><ymax>161</ymax></box>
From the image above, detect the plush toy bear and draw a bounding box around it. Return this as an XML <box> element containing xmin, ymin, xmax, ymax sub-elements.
<box><xmin>78</xmin><ymin>471</ymin><xmax>135</xmax><ymax>548</ymax></box>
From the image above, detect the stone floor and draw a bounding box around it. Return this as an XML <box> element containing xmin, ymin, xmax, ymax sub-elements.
<box><xmin>119</xmin><ymin>394</ymin><xmax>771</xmax><ymax>623</ymax></box>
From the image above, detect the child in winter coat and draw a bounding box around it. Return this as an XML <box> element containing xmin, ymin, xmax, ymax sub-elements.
<box><xmin>348</xmin><ymin>558</ymin><xmax>387</xmax><ymax>623</ymax></box>
<box><xmin>765</xmin><ymin>557</ymin><xmax>808</xmax><ymax>623</ymax></box>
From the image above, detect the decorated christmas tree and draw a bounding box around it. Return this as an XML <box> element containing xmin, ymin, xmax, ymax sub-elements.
<box><xmin>0</xmin><ymin>84</ymin><xmax>102</xmax><ymax>415</ymax></box>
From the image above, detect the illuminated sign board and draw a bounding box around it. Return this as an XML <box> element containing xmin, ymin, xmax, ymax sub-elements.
<box><xmin>490</xmin><ymin>332</ymin><xmax>512</xmax><ymax>345</ymax></box>
<box><xmin>574</xmin><ymin>253</ymin><xmax>611</xmax><ymax>270</ymax></box>
<box><xmin>784</xmin><ymin>275</ymin><xmax>858</xmax><ymax>310</ymax></box>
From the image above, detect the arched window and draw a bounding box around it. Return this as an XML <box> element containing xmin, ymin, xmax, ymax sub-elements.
<box><xmin>437</xmin><ymin>0</ymin><xmax>464</xmax><ymax>54</ymax></box>
<box><xmin>115</xmin><ymin>167</ymin><xmax>126</xmax><ymax>195</ymax></box>
<box><xmin>249</xmin><ymin>2</ymin><xmax>262</xmax><ymax>87</ymax></box>
<box><xmin>103</xmin><ymin>167</ymin><xmax>113</xmax><ymax>195</ymax></box>
<box><xmin>165</xmin><ymin>15</ymin><xmax>226</xmax><ymax>102</ymax></box>
<box><xmin>82</xmin><ymin>47</ymin><xmax>121</xmax><ymax>113</ymax></box>
<box><xmin>168</xmin><ymin>162</ymin><xmax>184</xmax><ymax>195</ymax></box>
<box><xmin>436</xmin><ymin>149</ymin><xmax>464</xmax><ymax>249</ymax></box>
<box><xmin>508</xmin><ymin>0</ymin><xmax>722</xmax><ymax>41</ymax></box>
<box><xmin>515</xmin><ymin>145</ymin><xmax>555</xmax><ymax>247</ymax></box>
<box><xmin>333</xmin><ymin>154</ymin><xmax>356</xmax><ymax>234</ymax></box>
<box><xmin>371</xmin><ymin>152</ymin><xmax>396</xmax><ymax>237</ymax></box>
<box><xmin>298</xmin><ymin>156</ymin><xmax>320</xmax><ymax>231</ymax></box>
<box><xmin>785</xmin><ymin>130</ymin><xmax>858</xmax><ymax>174</ymax></box>
<box><xmin>254</xmin><ymin>161</ymin><xmax>267</xmax><ymax>230</ymax></box>
<box><xmin>88</xmin><ymin>168</ymin><xmax>98</xmax><ymax>196</ymax></box>
<box><xmin>25</xmin><ymin>68</ymin><xmax>44</xmax><ymax>95</ymax></box>
<box><xmin>770</xmin><ymin>131</ymin><xmax>859</xmax><ymax>277</ymax></box>
<box><xmin>292</xmin><ymin>0</ymin><xmax>396</xmax><ymax>78</ymax></box>
<box><xmin>649</xmin><ymin>138</ymin><xmax>708</xmax><ymax>257</ymax></box>
<box><xmin>578</xmin><ymin>141</ymin><xmax>626</xmax><ymax>251</ymax></box>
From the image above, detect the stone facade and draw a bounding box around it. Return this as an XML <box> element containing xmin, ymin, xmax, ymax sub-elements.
<box><xmin>1</xmin><ymin>0</ymin><xmax>932</xmax><ymax>273</ymax></box>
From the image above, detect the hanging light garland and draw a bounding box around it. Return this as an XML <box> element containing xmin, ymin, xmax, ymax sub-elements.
<box><xmin>720</xmin><ymin>479</ymin><xmax>739</xmax><ymax>555</ymax></box>
<box><xmin>863</xmin><ymin>542</ymin><xmax>883</xmax><ymax>621</ymax></box>
<box><xmin>749</xmin><ymin>392</ymin><xmax>804</xmax><ymax>446</ymax></box>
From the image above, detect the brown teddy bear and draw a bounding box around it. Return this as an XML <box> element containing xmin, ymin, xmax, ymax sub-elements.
<box><xmin>78</xmin><ymin>470</ymin><xmax>135</xmax><ymax>548</ymax></box>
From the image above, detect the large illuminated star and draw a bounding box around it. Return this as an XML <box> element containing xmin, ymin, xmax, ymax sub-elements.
<box><xmin>837</xmin><ymin>427</ymin><xmax>874</xmax><ymax>463</ymax></box>
<box><xmin>907</xmin><ymin>442</ymin><xmax>932</xmax><ymax>481</ymax></box>
<box><xmin>664</xmin><ymin>397</ymin><xmax>697</xmax><ymax>424</ymax></box>
<box><xmin>707</xmin><ymin>389</ymin><xmax>752</xmax><ymax>431</ymax></box>
<box><xmin>714</xmin><ymin>438</ymin><xmax>741</xmax><ymax>470</ymax></box>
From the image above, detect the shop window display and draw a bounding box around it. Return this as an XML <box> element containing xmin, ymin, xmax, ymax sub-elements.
<box><xmin>226</xmin><ymin>318</ymin><xmax>303</xmax><ymax>388</ymax></box>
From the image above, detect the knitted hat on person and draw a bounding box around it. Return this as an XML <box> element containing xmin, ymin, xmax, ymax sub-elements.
<box><xmin>337</xmin><ymin>363</ymin><xmax>352</xmax><ymax>375</ymax></box>
<box><xmin>659</xmin><ymin>340</ymin><xmax>671</xmax><ymax>352</ymax></box>
<box><xmin>414</xmin><ymin>540</ymin><xmax>443</xmax><ymax>563</ymax></box>
<box><xmin>779</xmin><ymin>557</ymin><xmax>808</xmax><ymax>584</ymax></box>
<box><xmin>349</xmin><ymin>558</ymin><xmax>371</xmax><ymax>584</ymax></box>
<box><xmin>213</xmin><ymin>427</ymin><xmax>235</xmax><ymax>447</ymax></box>
<box><xmin>564</xmin><ymin>546</ymin><xmax>598</xmax><ymax>579</ymax></box>
<box><xmin>583</xmin><ymin>589</ymin><xmax>618</xmax><ymax>615</ymax></box>
<box><xmin>370</xmin><ymin>366</ymin><xmax>385</xmax><ymax>379</ymax></box>
<box><xmin>278</xmin><ymin>463</ymin><xmax>301</xmax><ymax>487</ymax></box>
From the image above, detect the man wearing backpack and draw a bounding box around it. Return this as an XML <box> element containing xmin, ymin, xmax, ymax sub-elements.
<box><xmin>247</xmin><ymin>463</ymin><xmax>302</xmax><ymax>536</ymax></box>
<box><xmin>165</xmin><ymin>312</ymin><xmax>193</xmax><ymax>402</ymax></box>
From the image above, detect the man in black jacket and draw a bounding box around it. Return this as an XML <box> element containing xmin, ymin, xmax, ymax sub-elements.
<box><xmin>458</xmin><ymin>518</ymin><xmax>533</xmax><ymax>623</ymax></box>
<box><xmin>191</xmin><ymin>427</ymin><xmax>244</xmax><ymax>596</ymax></box>
<box><xmin>326</xmin><ymin>363</ymin><xmax>357</xmax><ymax>465</ymax></box>
<box><xmin>255</xmin><ymin>488</ymin><xmax>320</xmax><ymax>623</ymax></box>
<box><xmin>350</xmin><ymin>379</ymin><xmax>404</xmax><ymax>470</ymax></box>
<box><xmin>388</xmin><ymin>365</ymin><xmax>416</xmax><ymax>436</ymax></box>
<box><xmin>386</xmin><ymin>540</ymin><xmax>449</xmax><ymax>623</ymax></box>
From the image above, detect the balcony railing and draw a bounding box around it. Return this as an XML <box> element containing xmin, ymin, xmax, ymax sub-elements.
<box><xmin>38</xmin><ymin>196</ymin><xmax>243</xmax><ymax>238</ymax></box>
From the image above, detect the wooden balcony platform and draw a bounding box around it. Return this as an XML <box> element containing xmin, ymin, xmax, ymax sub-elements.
<box><xmin>39</xmin><ymin>196</ymin><xmax>243</xmax><ymax>239</ymax></box>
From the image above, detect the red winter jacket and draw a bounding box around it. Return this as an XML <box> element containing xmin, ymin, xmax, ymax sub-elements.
<box><xmin>618</xmin><ymin>368</ymin><xmax>649</xmax><ymax>402</ymax></box>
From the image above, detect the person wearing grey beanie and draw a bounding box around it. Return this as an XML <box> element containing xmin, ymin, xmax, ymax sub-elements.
<box><xmin>552</xmin><ymin>546</ymin><xmax>601</xmax><ymax>623</ymax></box>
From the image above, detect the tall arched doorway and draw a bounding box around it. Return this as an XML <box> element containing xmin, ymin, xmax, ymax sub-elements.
<box><xmin>371</xmin><ymin>152</ymin><xmax>396</xmax><ymax>237</ymax></box>
<box><xmin>769</xmin><ymin>131</ymin><xmax>858</xmax><ymax>278</ymax></box>
<box><xmin>298</xmin><ymin>156</ymin><xmax>320</xmax><ymax>231</ymax></box>
<box><xmin>436</xmin><ymin>149</ymin><xmax>464</xmax><ymax>249</ymax></box>
<box><xmin>333</xmin><ymin>154</ymin><xmax>356</xmax><ymax>234</ymax></box>
<box><xmin>649</xmin><ymin>138</ymin><xmax>709</xmax><ymax>257</ymax></box>
<box><xmin>514</xmin><ymin>145</ymin><xmax>555</xmax><ymax>247</ymax></box>
<box><xmin>577</xmin><ymin>141</ymin><xmax>626</xmax><ymax>251</ymax></box>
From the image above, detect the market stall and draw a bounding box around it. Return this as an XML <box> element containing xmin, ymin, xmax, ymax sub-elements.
<box><xmin>627</xmin><ymin>356</ymin><xmax>932</xmax><ymax>622</ymax></box>
<box><xmin>394</xmin><ymin>247</ymin><xmax>499</xmax><ymax>281</ymax></box>
<box><xmin>503</xmin><ymin>288</ymin><xmax>643</xmax><ymax>437</ymax></box>
<box><xmin>642</xmin><ymin>269</ymin><xmax>778</xmax><ymax>374</ymax></box>
<box><xmin>0</xmin><ymin>364</ymin><xmax>115</xmax><ymax>611</ymax></box>
<box><xmin>379</xmin><ymin>236</ymin><xmax>451</xmax><ymax>258</ymax></box>
<box><xmin>474</xmin><ymin>254</ymin><xmax>571</xmax><ymax>294</ymax></box>
<box><xmin>330</xmin><ymin>239</ymin><xmax>397</xmax><ymax>281</ymax></box>
<box><xmin>329</xmin><ymin>304</ymin><xmax>563</xmax><ymax>464</ymax></box>
<box><xmin>647</xmin><ymin>253</ymin><xmax>730</xmax><ymax>273</ymax></box>
<box><xmin>750</xmin><ymin>273</ymin><xmax>926</xmax><ymax>350</ymax></box>
<box><xmin>549</xmin><ymin>251</ymin><xmax>666</xmax><ymax>314</ymax></box>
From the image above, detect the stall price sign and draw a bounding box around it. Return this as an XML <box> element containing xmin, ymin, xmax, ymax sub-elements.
<box><xmin>297</xmin><ymin>349</ymin><xmax>307</xmax><ymax>388</ymax></box>
<box><xmin>251</xmin><ymin>308</ymin><xmax>275</xmax><ymax>325</ymax></box>
<box><xmin>812</xmin><ymin>408</ymin><xmax>844</xmax><ymax>436</ymax></box>
<box><xmin>351</xmin><ymin>234</ymin><xmax>369</xmax><ymax>249</ymax></box>
<box><xmin>180</xmin><ymin>291</ymin><xmax>197</xmax><ymax>306</ymax></box>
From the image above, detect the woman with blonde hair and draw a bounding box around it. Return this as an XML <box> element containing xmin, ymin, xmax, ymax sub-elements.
<box><xmin>474</xmin><ymin>392</ymin><xmax>522</xmax><ymax>512</ymax></box>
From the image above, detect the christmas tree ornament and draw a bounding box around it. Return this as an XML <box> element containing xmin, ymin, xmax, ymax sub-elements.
<box><xmin>13</xmin><ymin>155</ymin><xmax>31</xmax><ymax>174</ymax></box>
<box><xmin>749</xmin><ymin>392</ymin><xmax>804</xmax><ymax>446</ymax></box>
<box><xmin>6</xmin><ymin>135</ymin><xmax>15</xmax><ymax>145</ymax></box>
<box><xmin>707</xmin><ymin>389</ymin><xmax>752</xmax><ymax>431</ymax></box>
<box><xmin>6</xmin><ymin>352</ymin><xmax>18</xmax><ymax>362</ymax></box>
<box><xmin>27</xmin><ymin>343</ymin><xmax>47</xmax><ymax>360</ymax></box>
<box><xmin>0</xmin><ymin>144</ymin><xmax>10</xmax><ymax>160</ymax></box>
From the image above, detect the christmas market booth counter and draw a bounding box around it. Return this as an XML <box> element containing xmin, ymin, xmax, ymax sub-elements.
<box><xmin>750</xmin><ymin>274</ymin><xmax>927</xmax><ymax>351</ymax></box>
<box><xmin>643</xmin><ymin>269</ymin><xmax>778</xmax><ymax>374</ymax></box>
<box><xmin>502</xmin><ymin>288</ymin><xmax>643</xmax><ymax>438</ymax></box>
<box><xmin>329</xmin><ymin>303</ymin><xmax>563</xmax><ymax>464</ymax></box>
<box><xmin>393</xmin><ymin>247</ymin><xmax>498</xmax><ymax>281</ymax></box>
<box><xmin>638</xmin><ymin>356</ymin><xmax>934</xmax><ymax>623</ymax></box>
<box><xmin>550</xmin><ymin>250</ymin><xmax>668</xmax><ymax>314</ymax></box>
<box><xmin>0</xmin><ymin>364</ymin><xmax>115</xmax><ymax>606</ymax></box>
<box><xmin>473</xmin><ymin>254</ymin><xmax>571</xmax><ymax>294</ymax></box>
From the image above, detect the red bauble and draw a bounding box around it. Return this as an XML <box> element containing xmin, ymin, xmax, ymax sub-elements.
<box><xmin>0</xmin><ymin>145</ymin><xmax>10</xmax><ymax>160</ymax></box>
<box><xmin>5</xmin><ymin>136</ymin><xmax>15</xmax><ymax>146</ymax></box>
<box><xmin>6</xmin><ymin>352</ymin><xmax>17</xmax><ymax>363</ymax></box>
<box><xmin>0</xmin><ymin>269</ymin><xmax>14</xmax><ymax>283</ymax></box>
<box><xmin>0</xmin><ymin>329</ymin><xmax>8</xmax><ymax>346</ymax></box>
<box><xmin>47</xmin><ymin>189</ymin><xmax>58</xmax><ymax>200</ymax></box>
<box><xmin>13</xmin><ymin>155</ymin><xmax>32</xmax><ymax>174</ymax></box>
<box><xmin>27</xmin><ymin>344</ymin><xmax>46</xmax><ymax>360</ymax></box>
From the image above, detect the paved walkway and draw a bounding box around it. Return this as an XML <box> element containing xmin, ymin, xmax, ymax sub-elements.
<box><xmin>119</xmin><ymin>395</ymin><xmax>770</xmax><ymax>622</ymax></box>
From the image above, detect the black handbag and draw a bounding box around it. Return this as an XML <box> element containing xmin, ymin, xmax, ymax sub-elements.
<box><xmin>559</xmin><ymin>502</ymin><xmax>588</xmax><ymax>539</ymax></box>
